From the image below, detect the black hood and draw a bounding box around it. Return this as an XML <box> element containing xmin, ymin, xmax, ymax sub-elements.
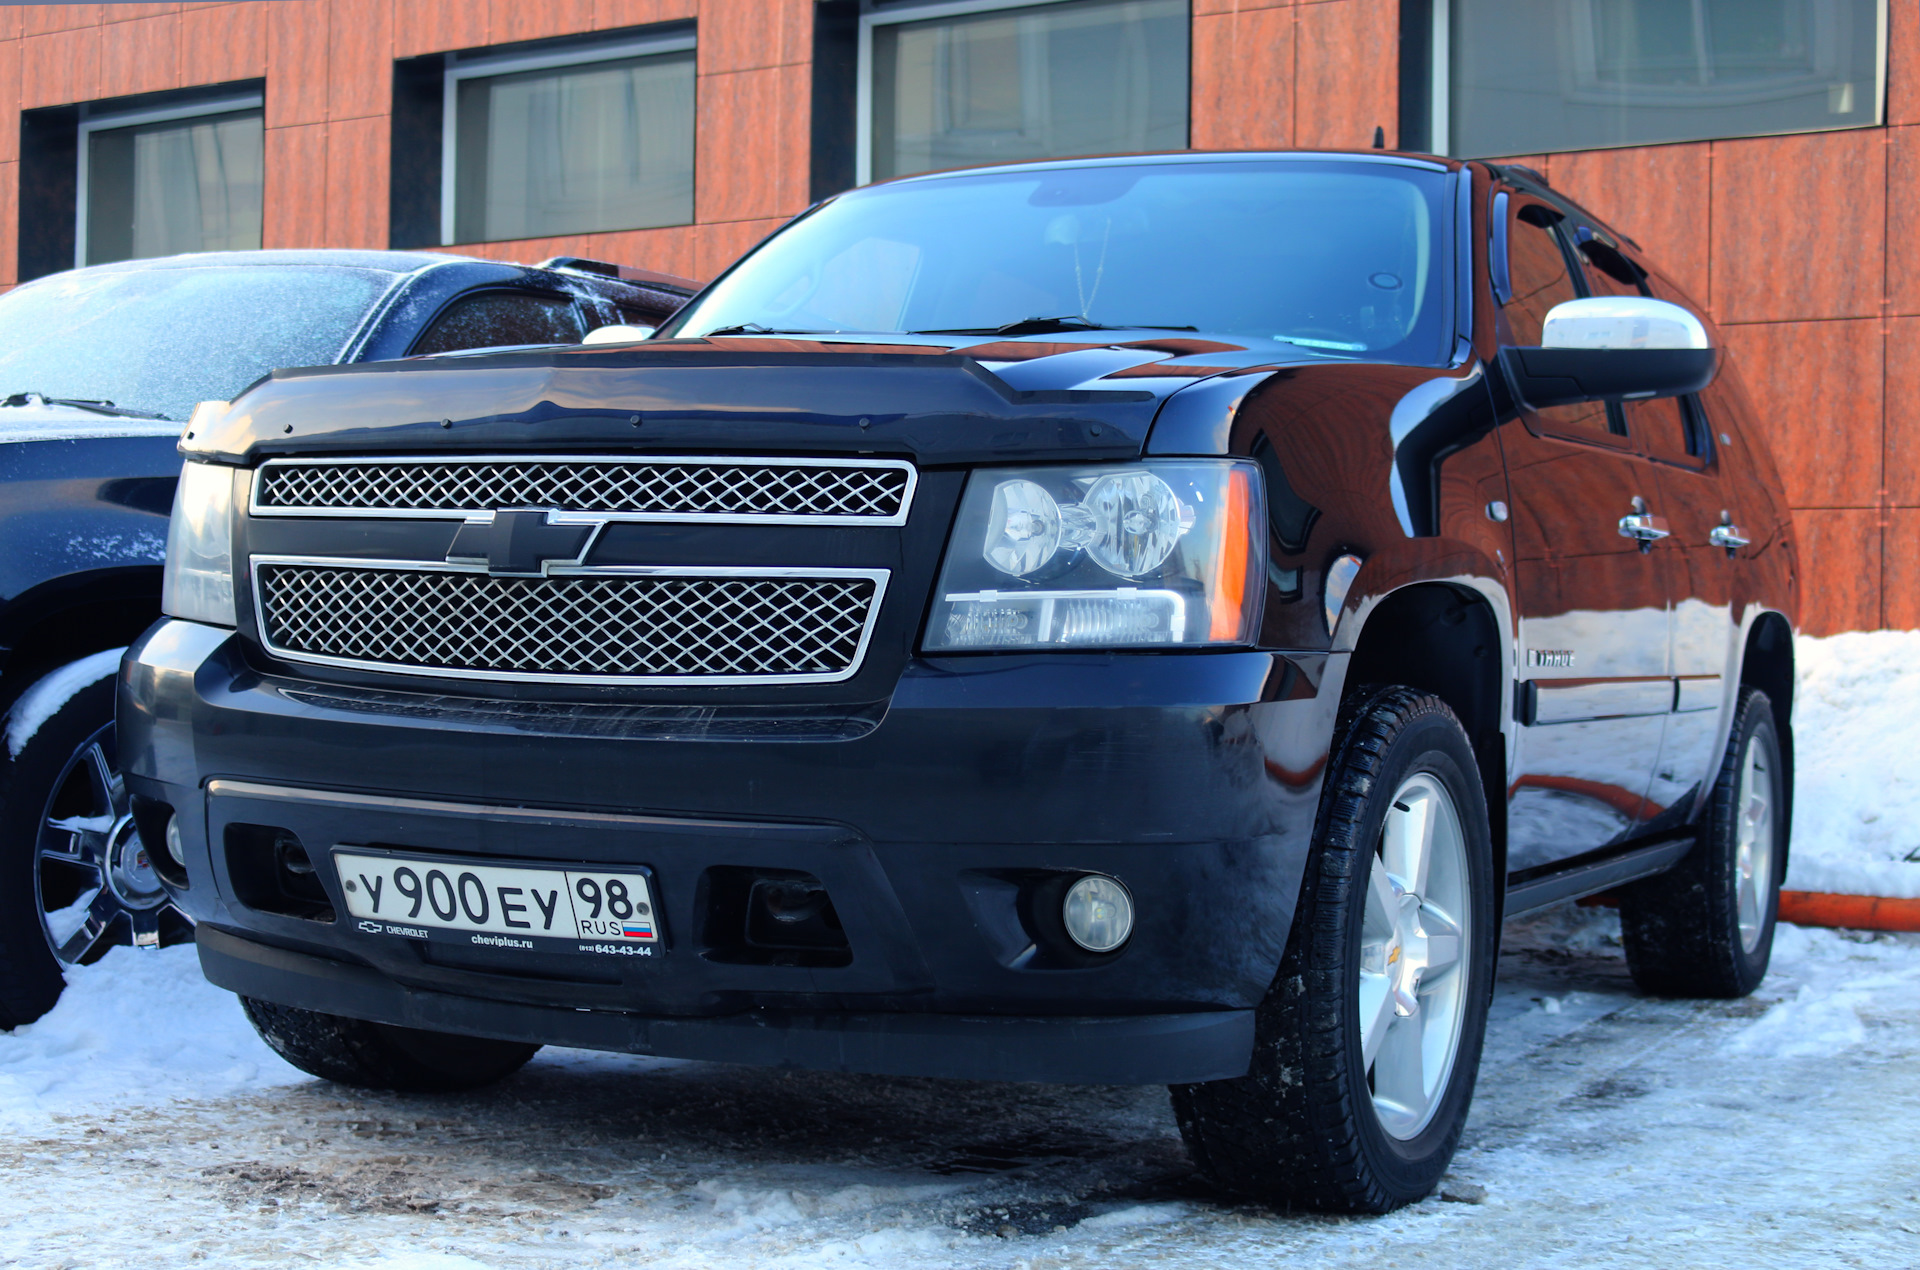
<box><xmin>183</xmin><ymin>333</ymin><xmax>1307</xmax><ymax>466</ymax></box>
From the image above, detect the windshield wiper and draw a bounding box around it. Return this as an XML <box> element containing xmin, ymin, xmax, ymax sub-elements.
<box><xmin>912</xmin><ymin>316</ymin><xmax>1199</xmax><ymax>337</ymax></box>
<box><xmin>700</xmin><ymin>323</ymin><xmax>838</xmax><ymax>337</ymax></box>
<box><xmin>1</xmin><ymin>392</ymin><xmax>171</xmax><ymax>420</ymax></box>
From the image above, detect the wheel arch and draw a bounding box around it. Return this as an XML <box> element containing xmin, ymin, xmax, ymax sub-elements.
<box><xmin>1341</xmin><ymin>579</ymin><xmax>1511</xmax><ymax>888</ymax></box>
<box><xmin>0</xmin><ymin>567</ymin><xmax>163</xmax><ymax>710</ymax></box>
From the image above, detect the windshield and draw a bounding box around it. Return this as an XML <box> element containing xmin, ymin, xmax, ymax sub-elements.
<box><xmin>0</xmin><ymin>264</ymin><xmax>394</xmax><ymax>420</ymax></box>
<box><xmin>665</xmin><ymin>159</ymin><xmax>1456</xmax><ymax>363</ymax></box>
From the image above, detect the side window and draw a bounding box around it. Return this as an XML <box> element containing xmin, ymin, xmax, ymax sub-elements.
<box><xmin>618</xmin><ymin>304</ymin><xmax>666</xmax><ymax>328</ymax></box>
<box><xmin>1623</xmin><ymin>395</ymin><xmax>1709</xmax><ymax>467</ymax></box>
<box><xmin>1573</xmin><ymin>237</ymin><xmax>1647</xmax><ymax>300</ymax></box>
<box><xmin>411</xmin><ymin>291</ymin><xmax>587</xmax><ymax>355</ymax></box>
<box><xmin>1503</xmin><ymin>204</ymin><xmax>1618</xmax><ymax>438</ymax></box>
<box><xmin>1629</xmin><ymin>271</ymin><xmax>1715</xmax><ymax>466</ymax></box>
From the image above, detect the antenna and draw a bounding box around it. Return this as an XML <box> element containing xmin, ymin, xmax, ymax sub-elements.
<box><xmin>1372</xmin><ymin>126</ymin><xmax>1386</xmax><ymax>149</ymax></box>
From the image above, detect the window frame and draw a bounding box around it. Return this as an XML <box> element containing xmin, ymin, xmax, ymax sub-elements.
<box><xmin>74</xmin><ymin>90</ymin><xmax>265</xmax><ymax>269</ymax></box>
<box><xmin>854</xmin><ymin>0</ymin><xmax>1175</xmax><ymax>187</ymax></box>
<box><xmin>1427</xmin><ymin>0</ymin><xmax>1888</xmax><ymax>157</ymax></box>
<box><xmin>439</xmin><ymin>29</ymin><xmax>698</xmax><ymax>247</ymax></box>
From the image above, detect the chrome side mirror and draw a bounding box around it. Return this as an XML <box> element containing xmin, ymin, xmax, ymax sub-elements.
<box><xmin>582</xmin><ymin>323</ymin><xmax>657</xmax><ymax>345</ymax></box>
<box><xmin>1501</xmin><ymin>296</ymin><xmax>1716</xmax><ymax>410</ymax></box>
<box><xmin>1541</xmin><ymin>296</ymin><xmax>1710</xmax><ymax>352</ymax></box>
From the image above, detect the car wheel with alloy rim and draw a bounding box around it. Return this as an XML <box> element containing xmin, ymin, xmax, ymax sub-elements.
<box><xmin>1171</xmin><ymin>687</ymin><xmax>1496</xmax><ymax>1213</ymax></box>
<box><xmin>1620</xmin><ymin>687</ymin><xmax>1784</xmax><ymax>998</ymax></box>
<box><xmin>0</xmin><ymin>658</ymin><xmax>194</xmax><ymax>1028</ymax></box>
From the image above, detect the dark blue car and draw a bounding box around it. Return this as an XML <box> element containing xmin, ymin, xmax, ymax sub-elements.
<box><xmin>0</xmin><ymin>249</ymin><xmax>694</xmax><ymax>1027</ymax></box>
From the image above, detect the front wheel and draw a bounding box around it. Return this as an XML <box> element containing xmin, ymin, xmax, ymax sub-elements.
<box><xmin>1172</xmin><ymin>688</ymin><xmax>1497</xmax><ymax>1213</ymax></box>
<box><xmin>0</xmin><ymin>656</ymin><xmax>194</xmax><ymax>1029</ymax></box>
<box><xmin>242</xmin><ymin>998</ymin><xmax>541</xmax><ymax>1092</ymax></box>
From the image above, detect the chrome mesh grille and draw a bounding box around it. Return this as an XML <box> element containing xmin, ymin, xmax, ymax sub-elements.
<box><xmin>256</xmin><ymin>564</ymin><xmax>881</xmax><ymax>681</ymax></box>
<box><xmin>254</xmin><ymin>458</ymin><xmax>912</xmax><ymax>520</ymax></box>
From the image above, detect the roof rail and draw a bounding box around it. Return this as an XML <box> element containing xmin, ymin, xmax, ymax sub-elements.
<box><xmin>537</xmin><ymin>257</ymin><xmax>703</xmax><ymax>294</ymax></box>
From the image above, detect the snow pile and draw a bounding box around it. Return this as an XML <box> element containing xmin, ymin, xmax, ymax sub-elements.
<box><xmin>1786</xmin><ymin>631</ymin><xmax>1920</xmax><ymax>898</ymax></box>
<box><xmin>0</xmin><ymin>944</ymin><xmax>299</xmax><ymax>1127</ymax></box>
<box><xmin>1723</xmin><ymin>920</ymin><xmax>1919</xmax><ymax>1059</ymax></box>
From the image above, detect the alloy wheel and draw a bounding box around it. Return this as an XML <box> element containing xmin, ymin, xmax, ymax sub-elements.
<box><xmin>1356</xmin><ymin>771</ymin><xmax>1472</xmax><ymax>1140</ymax></box>
<box><xmin>1734</xmin><ymin>735</ymin><xmax>1775</xmax><ymax>954</ymax></box>
<box><xmin>33</xmin><ymin>723</ymin><xmax>191</xmax><ymax>966</ymax></box>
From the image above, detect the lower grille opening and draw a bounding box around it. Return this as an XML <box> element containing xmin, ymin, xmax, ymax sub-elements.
<box><xmin>701</xmin><ymin>867</ymin><xmax>851</xmax><ymax>968</ymax></box>
<box><xmin>225</xmin><ymin>824</ymin><xmax>334</xmax><ymax>922</ymax></box>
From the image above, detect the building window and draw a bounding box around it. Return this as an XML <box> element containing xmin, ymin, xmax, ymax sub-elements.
<box><xmin>859</xmin><ymin>0</ymin><xmax>1189</xmax><ymax>185</ymax></box>
<box><xmin>1430</xmin><ymin>0</ymin><xmax>1885</xmax><ymax>156</ymax></box>
<box><xmin>442</xmin><ymin>31</ymin><xmax>696</xmax><ymax>244</ymax></box>
<box><xmin>78</xmin><ymin>94</ymin><xmax>264</xmax><ymax>267</ymax></box>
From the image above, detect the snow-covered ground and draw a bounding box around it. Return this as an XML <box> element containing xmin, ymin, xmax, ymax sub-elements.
<box><xmin>1785</xmin><ymin>632</ymin><xmax>1920</xmax><ymax>898</ymax></box>
<box><xmin>2</xmin><ymin>912</ymin><xmax>1916</xmax><ymax>1269</ymax></box>
<box><xmin>3</xmin><ymin>631</ymin><xmax>1918</xmax><ymax>1268</ymax></box>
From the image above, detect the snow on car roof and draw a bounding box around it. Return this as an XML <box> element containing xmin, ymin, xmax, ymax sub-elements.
<box><xmin>53</xmin><ymin>249</ymin><xmax>471</xmax><ymax>277</ymax></box>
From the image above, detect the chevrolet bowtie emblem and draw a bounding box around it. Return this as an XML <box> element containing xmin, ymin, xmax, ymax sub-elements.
<box><xmin>446</xmin><ymin>509</ymin><xmax>603</xmax><ymax>576</ymax></box>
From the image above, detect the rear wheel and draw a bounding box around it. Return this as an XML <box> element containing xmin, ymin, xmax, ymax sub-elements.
<box><xmin>241</xmin><ymin>998</ymin><xmax>541</xmax><ymax>1092</ymax></box>
<box><xmin>0</xmin><ymin>658</ymin><xmax>193</xmax><ymax>1029</ymax></box>
<box><xmin>1620</xmin><ymin>687</ymin><xmax>1784</xmax><ymax>998</ymax></box>
<box><xmin>1172</xmin><ymin>688</ymin><xmax>1496</xmax><ymax>1212</ymax></box>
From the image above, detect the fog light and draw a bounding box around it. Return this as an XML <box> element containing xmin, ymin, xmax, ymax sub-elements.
<box><xmin>1062</xmin><ymin>875</ymin><xmax>1133</xmax><ymax>952</ymax></box>
<box><xmin>163</xmin><ymin>815</ymin><xmax>186</xmax><ymax>867</ymax></box>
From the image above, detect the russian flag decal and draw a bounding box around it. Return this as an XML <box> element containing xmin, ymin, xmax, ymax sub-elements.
<box><xmin>621</xmin><ymin>922</ymin><xmax>654</xmax><ymax>939</ymax></box>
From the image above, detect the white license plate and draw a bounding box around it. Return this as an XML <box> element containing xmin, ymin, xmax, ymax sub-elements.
<box><xmin>334</xmin><ymin>850</ymin><xmax>660</xmax><ymax>952</ymax></box>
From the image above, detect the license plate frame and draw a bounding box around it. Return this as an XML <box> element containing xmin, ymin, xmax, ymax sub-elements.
<box><xmin>332</xmin><ymin>847</ymin><xmax>663</xmax><ymax>958</ymax></box>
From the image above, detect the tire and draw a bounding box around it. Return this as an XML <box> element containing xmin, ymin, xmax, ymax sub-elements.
<box><xmin>241</xmin><ymin>997</ymin><xmax>541</xmax><ymax>1093</ymax></box>
<box><xmin>1620</xmin><ymin>687</ymin><xmax>1784</xmax><ymax>999</ymax></box>
<box><xmin>1171</xmin><ymin>687</ymin><xmax>1497</xmax><ymax>1213</ymax></box>
<box><xmin>0</xmin><ymin>653</ymin><xmax>193</xmax><ymax>1029</ymax></box>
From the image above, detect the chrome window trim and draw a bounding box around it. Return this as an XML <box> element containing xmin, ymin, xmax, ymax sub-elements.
<box><xmin>249</xmin><ymin>554</ymin><xmax>892</xmax><ymax>686</ymax></box>
<box><xmin>248</xmin><ymin>454</ymin><xmax>920</xmax><ymax>526</ymax></box>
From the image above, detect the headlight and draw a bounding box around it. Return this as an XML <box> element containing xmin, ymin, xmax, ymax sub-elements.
<box><xmin>161</xmin><ymin>460</ymin><xmax>237</xmax><ymax>627</ymax></box>
<box><xmin>925</xmin><ymin>460</ymin><xmax>1264</xmax><ymax>651</ymax></box>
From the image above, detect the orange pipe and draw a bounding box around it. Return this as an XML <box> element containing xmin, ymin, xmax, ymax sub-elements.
<box><xmin>1778</xmin><ymin>891</ymin><xmax>1920</xmax><ymax>933</ymax></box>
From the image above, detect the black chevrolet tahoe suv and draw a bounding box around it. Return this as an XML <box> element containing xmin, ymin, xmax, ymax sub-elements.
<box><xmin>119</xmin><ymin>153</ymin><xmax>1797</xmax><ymax>1213</ymax></box>
<box><xmin>0</xmin><ymin>249</ymin><xmax>693</xmax><ymax>1027</ymax></box>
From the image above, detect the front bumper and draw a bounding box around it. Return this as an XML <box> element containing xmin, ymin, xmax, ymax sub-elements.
<box><xmin>119</xmin><ymin>620</ymin><xmax>1343</xmax><ymax>1085</ymax></box>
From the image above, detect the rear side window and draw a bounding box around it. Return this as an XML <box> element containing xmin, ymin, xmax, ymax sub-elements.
<box><xmin>1623</xmin><ymin>395</ymin><xmax>1710</xmax><ymax>466</ymax></box>
<box><xmin>1502</xmin><ymin>205</ymin><xmax>1619</xmax><ymax>439</ymax></box>
<box><xmin>411</xmin><ymin>291</ymin><xmax>586</xmax><ymax>355</ymax></box>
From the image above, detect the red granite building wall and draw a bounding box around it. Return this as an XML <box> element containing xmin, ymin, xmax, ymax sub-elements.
<box><xmin>0</xmin><ymin>0</ymin><xmax>1910</xmax><ymax>633</ymax></box>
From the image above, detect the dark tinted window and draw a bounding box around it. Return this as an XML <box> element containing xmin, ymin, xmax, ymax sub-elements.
<box><xmin>412</xmin><ymin>292</ymin><xmax>586</xmax><ymax>355</ymax></box>
<box><xmin>1503</xmin><ymin>209</ymin><xmax>1577</xmax><ymax>345</ymax></box>
<box><xmin>1628</xmin><ymin>269</ymin><xmax>1712</xmax><ymax>463</ymax></box>
<box><xmin>1503</xmin><ymin>206</ymin><xmax>1617</xmax><ymax>438</ymax></box>
<box><xmin>1574</xmin><ymin>238</ymin><xmax>1647</xmax><ymax>300</ymax></box>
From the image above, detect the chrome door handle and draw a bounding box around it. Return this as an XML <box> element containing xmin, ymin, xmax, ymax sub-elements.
<box><xmin>1618</xmin><ymin>513</ymin><xmax>1671</xmax><ymax>542</ymax></box>
<box><xmin>1709</xmin><ymin>521</ymin><xmax>1750</xmax><ymax>552</ymax></box>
